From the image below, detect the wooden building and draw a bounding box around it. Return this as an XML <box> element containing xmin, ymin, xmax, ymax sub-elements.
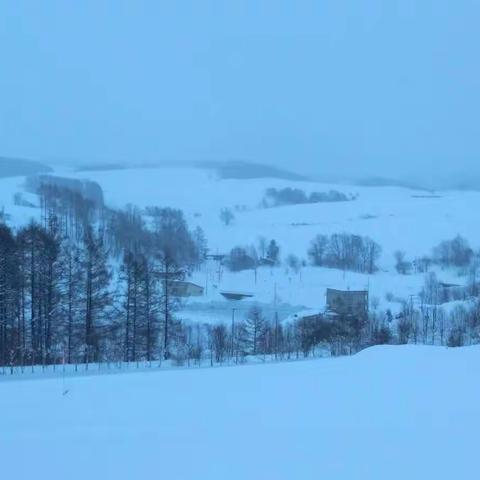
<box><xmin>326</xmin><ymin>288</ymin><xmax>369</xmax><ymax>318</ymax></box>
<box><xmin>170</xmin><ymin>281</ymin><xmax>204</xmax><ymax>298</ymax></box>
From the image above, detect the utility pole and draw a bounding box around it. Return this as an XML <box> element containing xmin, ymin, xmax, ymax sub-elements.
<box><xmin>164</xmin><ymin>274</ymin><xmax>169</xmax><ymax>360</ymax></box>
<box><xmin>274</xmin><ymin>282</ymin><xmax>278</xmax><ymax>360</ymax></box>
<box><xmin>204</xmin><ymin>260</ymin><xmax>208</xmax><ymax>296</ymax></box>
<box><xmin>409</xmin><ymin>294</ymin><xmax>416</xmax><ymax>344</ymax></box>
<box><xmin>231</xmin><ymin>307</ymin><xmax>236</xmax><ymax>362</ymax></box>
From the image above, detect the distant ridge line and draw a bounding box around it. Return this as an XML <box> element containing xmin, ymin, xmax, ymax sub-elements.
<box><xmin>195</xmin><ymin>160</ymin><xmax>309</xmax><ymax>181</ymax></box>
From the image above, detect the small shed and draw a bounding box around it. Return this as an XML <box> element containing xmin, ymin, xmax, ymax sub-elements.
<box><xmin>326</xmin><ymin>288</ymin><xmax>368</xmax><ymax>317</ymax></box>
<box><xmin>170</xmin><ymin>281</ymin><xmax>204</xmax><ymax>298</ymax></box>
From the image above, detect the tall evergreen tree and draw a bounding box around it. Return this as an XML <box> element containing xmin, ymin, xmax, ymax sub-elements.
<box><xmin>244</xmin><ymin>306</ymin><xmax>266</xmax><ymax>355</ymax></box>
<box><xmin>0</xmin><ymin>224</ymin><xmax>20</xmax><ymax>366</ymax></box>
<box><xmin>82</xmin><ymin>225</ymin><xmax>112</xmax><ymax>363</ymax></box>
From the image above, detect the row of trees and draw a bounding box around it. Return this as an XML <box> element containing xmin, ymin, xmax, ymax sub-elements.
<box><xmin>0</xmin><ymin>181</ymin><xmax>208</xmax><ymax>367</ymax></box>
<box><xmin>308</xmin><ymin>233</ymin><xmax>381</xmax><ymax>273</ymax></box>
<box><xmin>395</xmin><ymin>235</ymin><xmax>477</xmax><ymax>275</ymax></box>
<box><xmin>191</xmin><ymin>295</ymin><xmax>480</xmax><ymax>366</ymax></box>
<box><xmin>169</xmin><ymin>306</ymin><xmax>370</xmax><ymax>365</ymax></box>
<box><xmin>224</xmin><ymin>232</ymin><xmax>381</xmax><ymax>275</ymax></box>
<box><xmin>0</xmin><ymin>221</ymin><xmax>112</xmax><ymax>366</ymax></box>
<box><xmin>261</xmin><ymin>187</ymin><xmax>353</xmax><ymax>207</ymax></box>
<box><xmin>224</xmin><ymin>239</ymin><xmax>281</xmax><ymax>272</ymax></box>
<box><xmin>392</xmin><ymin>298</ymin><xmax>480</xmax><ymax>348</ymax></box>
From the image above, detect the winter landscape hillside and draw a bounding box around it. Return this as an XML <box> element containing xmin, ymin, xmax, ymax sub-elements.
<box><xmin>1</xmin><ymin>161</ymin><xmax>480</xmax><ymax>480</ymax></box>
<box><xmin>2</xmin><ymin>162</ymin><xmax>480</xmax><ymax>328</ymax></box>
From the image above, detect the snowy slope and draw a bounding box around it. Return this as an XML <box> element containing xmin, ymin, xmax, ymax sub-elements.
<box><xmin>4</xmin><ymin>164</ymin><xmax>480</xmax><ymax>264</ymax></box>
<box><xmin>65</xmin><ymin>166</ymin><xmax>480</xmax><ymax>265</ymax></box>
<box><xmin>66</xmin><ymin>166</ymin><xmax>480</xmax><ymax>317</ymax></box>
<box><xmin>1</xmin><ymin>164</ymin><xmax>478</xmax><ymax>320</ymax></box>
<box><xmin>1</xmin><ymin>345</ymin><xmax>479</xmax><ymax>480</ymax></box>
<box><xmin>0</xmin><ymin>175</ymin><xmax>40</xmax><ymax>225</ymax></box>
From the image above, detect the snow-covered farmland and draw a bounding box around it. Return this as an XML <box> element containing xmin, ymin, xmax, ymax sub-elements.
<box><xmin>1</xmin><ymin>345</ymin><xmax>478</xmax><ymax>480</ymax></box>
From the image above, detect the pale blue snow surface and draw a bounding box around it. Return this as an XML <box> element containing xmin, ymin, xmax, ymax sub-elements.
<box><xmin>1</xmin><ymin>345</ymin><xmax>479</xmax><ymax>480</ymax></box>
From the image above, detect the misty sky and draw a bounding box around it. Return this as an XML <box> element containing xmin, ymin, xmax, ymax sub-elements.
<box><xmin>1</xmin><ymin>1</ymin><xmax>479</xmax><ymax>180</ymax></box>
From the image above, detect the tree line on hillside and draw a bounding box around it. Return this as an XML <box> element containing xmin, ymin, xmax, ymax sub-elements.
<box><xmin>0</xmin><ymin>183</ymin><xmax>207</xmax><ymax>368</ymax></box>
<box><xmin>308</xmin><ymin>233</ymin><xmax>381</xmax><ymax>273</ymax></box>
<box><xmin>261</xmin><ymin>187</ymin><xmax>355</xmax><ymax>208</ymax></box>
<box><xmin>0</xmin><ymin>208</ymin><xmax>375</xmax><ymax>368</ymax></box>
<box><xmin>221</xmin><ymin>233</ymin><xmax>380</xmax><ymax>274</ymax></box>
<box><xmin>394</xmin><ymin>235</ymin><xmax>477</xmax><ymax>275</ymax></box>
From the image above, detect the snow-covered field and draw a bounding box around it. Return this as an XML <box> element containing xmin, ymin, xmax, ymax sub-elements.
<box><xmin>1</xmin><ymin>164</ymin><xmax>479</xmax><ymax>321</ymax></box>
<box><xmin>65</xmin><ymin>166</ymin><xmax>480</xmax><ymax>263</ymax></box>
<box><xmin>69</xmin><ymin>166</ymin><xmax>480</xmax><ymax>319</ymax></box>
<box><xmin>1</xmin><ymin>345</ymin><xmax>478</xmax><ymax>480</ymax></box>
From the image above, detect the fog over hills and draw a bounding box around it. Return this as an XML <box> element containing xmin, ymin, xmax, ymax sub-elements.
<box><xmin>0</xmin><ymin>157</ymin><xmax>52</xmax><ymax>178</ymax></box>
<box><xmin>5</xmin><ymin>155</ymin><xmax>479</xmax><ymax>192</ymax></box>
<box><xmin>2</xmin><ymin>2</ymin><xmax>480</xmax><ymax>186</ymax></box>
<box><xmin>26</xmin><ymin>151</ymin><xmax>477</xmax><ymax>191</ymax></box>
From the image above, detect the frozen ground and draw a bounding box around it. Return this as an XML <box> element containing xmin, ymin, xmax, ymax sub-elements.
<box><xmin>1</xmin><ymin>344</ymin><xmax>478</xmax><ymax>480</ymax></box>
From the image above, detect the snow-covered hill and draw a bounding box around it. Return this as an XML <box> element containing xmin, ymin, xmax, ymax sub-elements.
<box><xmin>1</xmin><ymin>163</ymin><xmax>479</xmax><ymax>321</ymax></box>
<box><xmin>65</xmin><ymin>166</ymin><xmax>480</xmax><ymax>264</ymax></box>
<box><xmin>1</xmin><ymin>345</ymin><xmax>478</xmax><ymax>480</ymax></box>
<box><xmin>59</xmin><ymin>165</ymin><xmax>480</xmax><ymax>318</ymax></box>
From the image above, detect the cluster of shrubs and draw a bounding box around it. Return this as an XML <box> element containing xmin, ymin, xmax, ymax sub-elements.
<box><xmin>223</xmin><ymin>233</ymin><xmax>382</xmax><ymax>275</ymax></box>
<box><xmin>261</xmin><ymin>187</ymin><xmax>354</xmax><ymax>208</ymax></box>
<box><xmin>308</xmin><ymin>233</ymin><xmax>381</xmax><ymax>274</ymax></box>
<box><xmin>432</xmin><ymin>235</ymin><xmax>474</xmax><ymax>268</ymax></box>
<box><xmin>395</xmin><ymin>235</ymin><xmax>476</xmax><ymax>275</ymax></box>
<box><xmin>224</xmin><ymin>239</ymin><xmax>280</xmax><ymax>272</ymax></box>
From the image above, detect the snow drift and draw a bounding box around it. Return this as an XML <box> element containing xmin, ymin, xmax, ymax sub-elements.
<box><xmin>1</xmin><ymin>345</ymin><xmax>478</xmax><ymax>480</ymax></box>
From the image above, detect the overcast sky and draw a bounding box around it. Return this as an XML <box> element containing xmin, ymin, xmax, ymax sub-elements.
<box><xmin>1</xmin><ymin>1</ymin><xmax>479</xmax><ymax>180</ymax></box>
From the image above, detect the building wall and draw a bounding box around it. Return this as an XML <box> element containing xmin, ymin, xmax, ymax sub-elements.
<box><xmin>186</xmin><ymin>284</ymin><xmax>204</xmax><ymax>296</ymax></box>
<box><xmin>326</xmin><ymin>289</ymin><xmax>368</xmax><ymax>316</ymax></box>
<box><xmin>171</xmin><ymin>282</ymin><xmax>204</xmax><ymax>297</ymax></box>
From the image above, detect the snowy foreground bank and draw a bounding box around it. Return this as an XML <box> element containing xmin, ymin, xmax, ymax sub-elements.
<box><xmin>1</xmin><ymin>345</ymin><xmax>479</xmax><ymax>480</ymax></box>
